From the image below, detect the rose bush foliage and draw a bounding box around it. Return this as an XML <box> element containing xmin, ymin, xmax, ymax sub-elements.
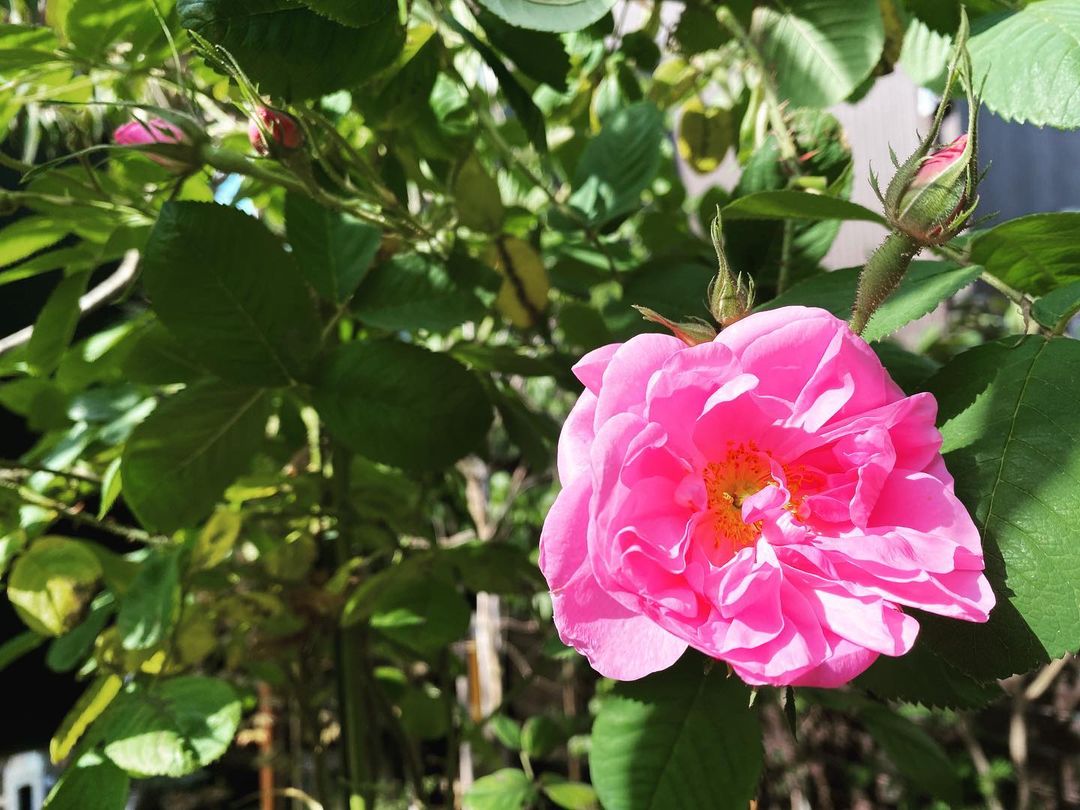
<box><xmin>0</xmin><ymin>1</ymin><xmax>1078</xmax><ymax>809</ymax></box>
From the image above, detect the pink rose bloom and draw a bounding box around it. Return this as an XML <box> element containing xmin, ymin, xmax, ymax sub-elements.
<box><xmin>540</xmin><ymin>307</ymin><xmax>994</xmax><ymax>686</ymax></box>
<box><xmin>112</xmin><ymin>118</ymin><xmax>190</xmax><ymax>171</ymax></box>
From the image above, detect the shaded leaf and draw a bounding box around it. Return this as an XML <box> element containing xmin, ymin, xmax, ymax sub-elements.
<box><xmin>142</xmin><ymin>202</ymin><xmax>320</xmax><ymax>386</ymax></box>
<box><xmin>314</xmin><ymin>340</ymin><xmax>493</xmax><ymax>471</ymax></box>
<box><xmin>568</xmin><ymin>102</ymin><xmax>664</xmax><ymax>228</ymax></box>
<box><xmin>285</xmin><ymin>194</ymin><xmax>381</xmax><ymax>303</ymax></box>
<box><xmin>178</xmin><ymin>0</ymin><xmax>405</xmax><ymax>99</ymax></box>
<box><xmin>117</xmin><ymin>548</ymin><xmax>180</xmax><ymax>651</ymax></box>
<box><xmin>121</xmin><ymin>382</ymin><xmax>271</xmax><ymax>533</ymax></box>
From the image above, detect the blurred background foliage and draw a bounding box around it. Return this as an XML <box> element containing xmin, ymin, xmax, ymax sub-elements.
<box><xmin>0</xmin><ymin>0</ymin><xmax>1079</xmax><ymax>808</ymax></box>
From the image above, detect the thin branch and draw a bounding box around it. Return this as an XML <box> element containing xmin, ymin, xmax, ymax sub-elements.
<box><xmin>0</xmin><ymin>249</ymin><xmax>141</xmax><ymax>358</ymax></box>
<box><xmin>0</xmin><ymin>477</ymin><xmax>163</xmax><ymax>545</ymax></box>
<box><xmin>0</xmin><ymin>461</ymin><xmax>100</xmax><ymax>484</ymax></box>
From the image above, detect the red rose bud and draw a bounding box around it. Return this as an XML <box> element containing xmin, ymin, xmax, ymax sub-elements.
<box><xmin>249</xmin><ymin>107</ymin><xmax>303</xmax><ymax>157</ymax></box>
<box><xmin>112</xmin><ymin>118</ymin><xmax>197</xmax><ymax>173</ymax></box>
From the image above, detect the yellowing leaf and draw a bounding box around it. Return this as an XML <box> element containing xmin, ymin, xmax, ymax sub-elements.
<box><xmin>677</xmin><ymin>98</ymin><xmax>733</xmax><ymax>174</ymax></box>
<box><xmin>487</xmin><ymin>237</ymin><xmax>549</xmax><ymax>329</ymax></box>
<box><xmin>176</xmin><ymin>610</ymin><xmax>217</xmax><ymax>666</ymax></box>
<box><xmin>8</xmin><ymin>536</ymin><xmax>102</xmax><ymax>636</ymax></box>
<box><xmin>454</xmin><ymin>154</ymin><xmax>505</xmax><ymax>233</ymax></box>
<box><xmin>192</xmin><ymin>509</ymin><xmax>241</xmax><ymax>571</ymax></box>
<box><xmin>50</xmin><ymin>674</ymin><xmax>123</xmax><ymax>764</ymax></box>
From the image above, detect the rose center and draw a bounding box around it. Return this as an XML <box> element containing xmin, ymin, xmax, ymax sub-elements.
<box><xmin>702</xmin><ymin>441</ymin><xmax>773</xmax><ymax>550</ymax></box>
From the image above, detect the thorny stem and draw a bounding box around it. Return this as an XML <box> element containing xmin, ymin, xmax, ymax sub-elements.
<box><xmin>850</xmin><ymin>231</ymin><xmax>920</xmax><ymax>334</ymax></box>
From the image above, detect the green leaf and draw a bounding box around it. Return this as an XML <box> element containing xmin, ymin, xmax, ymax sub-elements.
<box><xmin>0</xmin><ymin>216</ymin><xmax>70</xmax><ymax>268</ymax></box>
<box><xmin>543</xmin><ymin>779</ymin><xmax>599</xmax><ymax>810</ymax></box>
<box><xmin>476</xmin><ymin>8</ymin><xmax>571</xmax><ymax>90</ymax></box>
<box><xmin>760</xmin><ymin>261</ymin><xmax>979</xmax><ymax>342</ymax></box>
<box><xmin>721</xmin><ymin>190</ymin><xmax>885</xmax><ymax>223</ymax></box>
<box><xmin>609</xmin><ymin>259</ymin><xmax>713</xmax><ymax>339</ymax></box>
<box><xmin>314</xmin><ymin>340</ymin><xmax>493</xmax><ymax>471</ymax></box>
<box><xmin>117</xmin><ymin>549</ymin><xmax>180</xmax><ymax>651</ymax></box>
<box><xmin>970</xmin><ymin>0</ymin><xmax>1080</xmax><ymax>128</ymax></box>
<box><xmin>590</xmin><ymin>655</ymin><xmax>762</xmax><ymax>810</ymax></box>
<box><xmin>299</xmin><ymin>0</ymin><xmax>395</xmax><ymax>27</ymax></box>
<box><xmin>354</xmin><ymin>252</ymin><xmax>488</xmax><ymax>333</ymax></box>
<box><xmin>44</xmin><ymin>752</ymin><xmax>130</xmax><ymax>810</ymax></box>
<box><xmin>142</xmin><ymin>202</ymin><xmax>321</xmax><ymax>386</ymax></box>
<box><xmin>522</xmin><ymin>715</ymin><xmax>564</xmax><ymax>759</ymax></box>
<box><xmin>369</xmin><ymin>577</ymin><xmax>471</xmax><ymax>655</ymax></box>
<box><xmin>0</xmin><ymin>630</ymin><xmax>46</xmax><ymax>673</ymax></box>
<box><xmin>120</xmin><ymin>320</ymin><xmax>206</xmax><ymax>385</ymax></box>
<box><xmin>51</xmin><ymin>673</ymin><xmax>124</xmax><ymax>764</ymax></box>
<box><xmin>860</xmin><ymin>705</ymin><xmax>962</xmax><ymax>804</ymax></box>
<box><xmin>751</xmin><ymin>0</ymin><xmax>885</xmax><ymax>108</ymax></box>
<box><xmin>861</xmin><ymin>261</ymin><xmax>982</xmax><ymax>342</ymax></box>
<box><xmin>464</xmin><ymin>768</ymin><xmax>537</xmax><ymax>810</ymax></box>
<box><xmin>66</xmin><ymin>0</ymin><xmax>167</xmax><ymax>60</ymax></box>
<box><xmin>1032</xmin><ymin>279</ymin><xmax>1080</xmax><ymax>331</ymax></box>
<box><xmin>871</xmin><ymin>342</ymin><xmax>940</xmax><ymax>395</ymax></box>
<box><xmin>923</xmin><ymin>336</ymin><xmax>1080</xmax><ymax>678</ymax></box>
<box><xmin>8</xmin><ymin>536</ymin><xmax>103</xmax><ymax>637</ymax></box>
<box><xmin>475</xmin><ymin>0</ymin><xmax>616</xmax><ymax>33</ymax></box>
<box><xmin>121</xmin><ymin>382</ymin><xmax>271</xmax><ymax>533</ymax></box>
<box><xmin>970</xmin><ymin>213</ymin><xmax>1080</xmax><ymax>295</ymax></box>
<box><xmin>898</xmin><ymin>17</ymin><xmax>950</xmax><ymax>90</ymax></box>
<box><xmin>100</xmin><ymin>676</ymin><xmax>242</xmax><ymax>777</ymax></box>
<box><xmin>449</xmin><ymin>17</ymin><xmax>548</xmax><ymax>154</ymax></box>
<box><xmin>178</xmin><ymin>0</ymin><xmax>405</xmax><ymax>99</ymax></box>
<box><xmin>26</xmin><ymin>270</ymin><xmax>90</xmax><ymax>376</ymax></box>
<box><xmin>856</xmin><ymin>638</ymin><xmax>1001</xmax><ymax>709</ymax></box>
<box><xmin>568</xmin><ymin>102</ymin><xmax>665</xmax><ymax>228</ymax></box>
<box><xmin>285</xmin><ymin>194</ymin><xmax>382</xmax><ymax>303</ymax></box>
<box><xmin>453</xmin><ymin>153</ymin><xmax>506</xmax><ymax>233</ymax></box>
<box><xmin>488</xmin><ymin>714</ymin><xmax>523</xmax><ymax>750</ymax></box>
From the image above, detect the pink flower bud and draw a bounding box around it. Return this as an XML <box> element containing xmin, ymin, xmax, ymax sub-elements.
<box><xmin>112</xmin><ymin>118</ymin><xmax>192</xmax><ymax>172</ymax></box>
<box><xmin>889</xmin><ymin>132</ymin><xmax>975</xmax><ymax>245</ymax></box>
<box><xmin>249</xmin><ymin>107</ymin><xmax>303</xmax><ymax>157</ymax></box>
<box><xmin>910</xmin><ymin>134</ymin><xmax>968</xmax><ymax>190</ymax></box>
